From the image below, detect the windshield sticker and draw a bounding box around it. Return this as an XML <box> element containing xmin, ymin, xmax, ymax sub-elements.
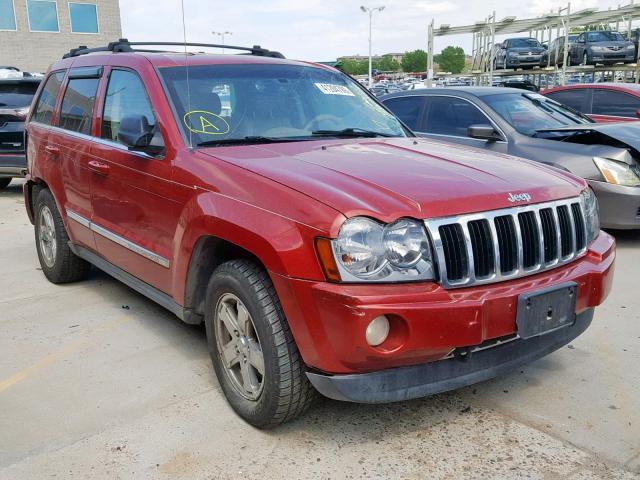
<box><xmin>183</xmin><ymin>110</ymin><xmax>230</xmax><ymax>135</ymax></box>
<box><xmin>314</xmin><ymin>83</ymin><xmax>355</xmax><ymax>97</ymax></box>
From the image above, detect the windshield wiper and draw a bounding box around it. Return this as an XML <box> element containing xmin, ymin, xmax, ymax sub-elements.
<box><xmin>311</xmin><ymin>127</ymin><xmax>395</xmax><ymax>138</ymax></box>
<box><xmin>196</xmin><ymin>136</ymin><xmax>305</xmax><ymax>147</ymax></box>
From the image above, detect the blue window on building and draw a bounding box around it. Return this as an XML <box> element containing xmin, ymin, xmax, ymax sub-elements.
<box><xmin>0</xmin><ymin>0</ymin><xmax>17</xmax><ymax>30</ymax></box>
<box><xmin>69</xmin><ymin>3</ymin><xmax>98</xmax><ymax>34</ymax></box>
<box><xmin>27</xmin><ymin>0</ymin><xmax>59</xmax><ymax>32</ymax></box>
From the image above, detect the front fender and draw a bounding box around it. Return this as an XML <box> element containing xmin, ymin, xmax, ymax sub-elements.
<box><xmin>171</xmin><ymin>190</ymin><xmax>340</xmax><ymax>305</ymax></box>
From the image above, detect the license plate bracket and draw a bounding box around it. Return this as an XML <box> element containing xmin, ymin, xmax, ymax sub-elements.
<box><xmin>516</xmin><ymin>282</ymin><xmax>578</xmax><ymax>340</ymax></box>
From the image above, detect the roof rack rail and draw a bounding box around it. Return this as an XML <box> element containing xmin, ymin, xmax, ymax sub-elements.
<box><xmin>63</xmin><ymin>38</ymin><xmax>285</xmax><ymax>59</ymax></box>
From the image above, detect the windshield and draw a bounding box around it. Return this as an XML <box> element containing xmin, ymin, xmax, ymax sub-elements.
<box><xmin>159</xmin><ymin>63</ymin><xmax>406</xmax><ymax>146</ymax></box>
<box><xmin>483</xmin><ymin>93</ymin><xmax>592</xmax><ymax>136</ymax></box>
<box><xmin>0</xmin><ymin>82</ymin><xmax>39</xmax><ymax>108</ymax></box>
<box><xmin>586</xmin><ymin>31</ymin><xmax>625</xmax><ymax>42</ymax></box>
<box><xmin>507</xmin><ymin>38</ymin><xmax>541</xmax><ymax>49</ymax></box>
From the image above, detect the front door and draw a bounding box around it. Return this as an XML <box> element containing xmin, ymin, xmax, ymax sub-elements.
<box><xmin>89</xmin><ymin>68</ymin><xmax>178</xmax><ymax>294</ymax></box>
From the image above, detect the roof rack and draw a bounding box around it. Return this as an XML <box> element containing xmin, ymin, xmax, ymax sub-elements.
<box><xmin>63</xmin><ymin>38</ymin><xmax>285</xmax><ymax>59</ymax></box>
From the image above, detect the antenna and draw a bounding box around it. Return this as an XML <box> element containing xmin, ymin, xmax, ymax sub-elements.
<box><xmin>180</xmin><ymin>0</ymin><xmax>193</xmax><ymax>149</ymax></box>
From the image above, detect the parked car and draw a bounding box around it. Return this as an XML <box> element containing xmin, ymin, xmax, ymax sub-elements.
<box><xmin>495</xmin><ymin>79</ymin><xmax>539</xmax><ymax>92</ymax></box>
<box><xmin>568</xmin><ymin>31</ymin><xmax>636</xmax><ymax>66</ymax></box>
<box><xmin>25</xmin><ymin>41</ymin><xmax>614</xmax><ymax>428</ymax></box>
<box><xmin>495</xmin><ymin>38</ymin><xmax>546</xmax><ymax>70</ymax></box>
<box><xmin>0</xmin><ymin>75</ymin><xmax>41</xmax><ymax>189</ymax></box>
<box><xmin>381</xmin><ymin>87</ymin><xmax>640</xmax><ymax>229</ymax></box>
<box><xmin>544</xmin><ymin>83</ymin><xmax>640</xmax><ymax>123</ymax></box>
<box><xmin>541</xmin><ymin>35</ymin><xmax>577</xmax><ymax>66</ymax></box>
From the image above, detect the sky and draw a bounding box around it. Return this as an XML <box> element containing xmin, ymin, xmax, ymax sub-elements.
<box><xmin>120</xmin><ymin>0</ymin><xmax>635</xmax><ymax>61</ymax></box>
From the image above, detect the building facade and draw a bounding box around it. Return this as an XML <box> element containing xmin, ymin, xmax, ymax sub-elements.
<box><xmin>0</xmin><ymin>0</ymin><xmax>121</xmax><ymax>73</ymax></box>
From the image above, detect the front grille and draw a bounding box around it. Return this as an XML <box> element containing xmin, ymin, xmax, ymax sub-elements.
<box><xmin>425</xmin><ymin>197</ymin><xmax>588</xmax><ymax>288</ymax></box>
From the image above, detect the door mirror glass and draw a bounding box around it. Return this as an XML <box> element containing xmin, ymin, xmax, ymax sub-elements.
<box><xmin>117</xmin><ymin>115</ymin><xmax>163</xmax><ymax>155</ymax></box>
<box><xmin>468</xmin><ymin>124</ymin><xmax>501</xmax><ymax>141</ymax></box>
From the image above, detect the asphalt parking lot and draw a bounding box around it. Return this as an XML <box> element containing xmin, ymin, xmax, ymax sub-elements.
<box><xmin>0</xmin><ymin>178</ymin><xmax>639</xmax><ymax>479</ymax></box>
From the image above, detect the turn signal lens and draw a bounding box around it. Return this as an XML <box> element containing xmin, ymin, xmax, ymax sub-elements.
<box><xmin>315</xmin><ymin>238</ymin><xmax>341</xmax><ymax>282</ymax></box>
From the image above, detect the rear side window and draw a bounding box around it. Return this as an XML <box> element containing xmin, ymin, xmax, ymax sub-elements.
<box><xmin>423</xmin><ymin>96</ymin><xmax>491</xmax><ymax>137</ymax></box>
<box><xmin>592</xmin><ymin>89</ymin><xmax>640</xmax><ymax>118</ymax></box>
<box><xmin>383</xmin><ymin>96</ymin><xmax>425</xmax><ymax>130</ymax></box>
<box><xmin>0</xmin><ymin>81</ymin><xmax>40</xmax><ymax>108</ymax></box>
<box><xmin>31</xmin><ymin>71</ymin><xmax>64</xmax><ymax>125</ymax></box>
<box><xmin>58</xmin><ymin>78</ymin><xmax>100</xmax><ymax>135</ymax></box>
<box><xmin>545</xmin><ymin>89</ymin><xmax>588</xmax><ymax>112</ymax></box>
<box><xmin>101</xmin><ymin>69</ymin><xmax>157</xmax><ymax>144</ymax></box>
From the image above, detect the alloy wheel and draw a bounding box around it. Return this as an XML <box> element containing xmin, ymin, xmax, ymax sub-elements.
<box><xmin>38</xmin><ymin>206</ymin><xmax>57</xmax><ymax>268</ymax></box>
<box><xmin>214</xmin><ymin>293</ymin><xmax>265</xmax><ymax>400</ymax></box>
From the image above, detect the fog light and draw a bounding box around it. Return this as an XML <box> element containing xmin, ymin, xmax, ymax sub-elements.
<box><xmin>366</xmin><ymin>316</ymin><xmax>390</xmax><ymax>346</ymax></box>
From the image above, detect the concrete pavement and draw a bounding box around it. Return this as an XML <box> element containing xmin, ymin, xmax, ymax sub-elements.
<box><xmin>1</xmin><ymin>179</ymin><xmax>638</xmax><ymax>479</ymax></box>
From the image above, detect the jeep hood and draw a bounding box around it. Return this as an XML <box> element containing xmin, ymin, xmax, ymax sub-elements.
<box><xmin>201</xmin><ymin>138</ymin><xmax>585</xmax><ymax>222</ymax></box>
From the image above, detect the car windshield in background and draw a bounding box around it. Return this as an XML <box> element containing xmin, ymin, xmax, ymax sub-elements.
<box><xmin>483</xmin><ymin>93</ymin><xmax>592</xmax><ymax>136</ymax></box>
<box><xmin>508</xmin><ymin>39</ymin><xmax>541</xmax><ymax>48</ymax></box>
<box><xmin>159</xmin><ymin>64</ymin><xmax>406</xmax><ymax>147</ymax></box>
<box><xmin>0</xmin><ymin>82</ymin><xmax>39</xmax><ymax>108</ymax></box>
<box><xmin>587</xmin><ymin>31</ymin><xmax>625</xmax><ymax>42</ymax></box>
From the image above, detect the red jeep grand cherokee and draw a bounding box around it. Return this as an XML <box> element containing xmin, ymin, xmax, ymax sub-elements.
<box><xmin>24</xmin><ymin>40</ymin><xmax>615</xmax><ymax>428</ymax></box>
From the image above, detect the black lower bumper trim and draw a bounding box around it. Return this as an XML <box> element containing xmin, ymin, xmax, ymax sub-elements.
<box><xmin>307</xmin><ymin>309</ymin><xmax>593</xmax><ymax>403</ymax></box>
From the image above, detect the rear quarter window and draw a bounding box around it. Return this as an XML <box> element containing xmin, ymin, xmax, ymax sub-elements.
<box><xmin>31</xmin><ymin>71</ymin><xmax>65</xmax><ymax>125</ymax></box>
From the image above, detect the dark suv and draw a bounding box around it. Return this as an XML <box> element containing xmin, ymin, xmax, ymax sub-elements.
<box><xmin>0</xmin><ymin>73</ymin><xmax>41</xmax><ymax>189</ymax></box>
<box><xmin>569</xmin><ymin>31</ymin><xmax>636</xmax><ymax>66</ymax></box>
<box><xmin>495</xmin><ymin>38</ymin><xmax>546</xmax><ymax>70</ymax></box>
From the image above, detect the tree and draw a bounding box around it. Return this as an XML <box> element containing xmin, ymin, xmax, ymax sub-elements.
<box><xmin>437</xmin><ymin>46</ymin><xmax>465</xmax><ymax>74</ymax></box>
<box><xmin>376</xmin><ymin>54</ymin><xmax>400</xmax><ymax>72</ymax></box>
<box><xmin>339</xmin><ymin>58</ymin><xmax>370</xmax><ymax>76</ymax></box>
<box><xmin>401</xmin><ymin>49</ymin><xmax>428</xmax><ymax>73</ymax></box>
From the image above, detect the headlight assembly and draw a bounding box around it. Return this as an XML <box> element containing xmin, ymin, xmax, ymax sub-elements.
<box><xmin>321</xmin><ymin>217</ymin><xmax>435</xmax><ymax>283</ymax></box>
<box><xmin>593</xmin><ymin>157</ymin><xmax>640</xmax><ymax>187</ymax></box>
<box><xmin>581</xmin><ymin>188</ymin><xmax>600</xmax><ymax>244</ymax></box>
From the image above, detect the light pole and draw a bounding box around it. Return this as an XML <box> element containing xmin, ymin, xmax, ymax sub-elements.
<box><xmin>212</xmin><ymin>30</ymin><xmax>233</xmax><ymax>53</ymax></box>
<box><xmin>360</xmin><ymin>5</ymin><xmax>385</xmax><ymax>88</ymax></box>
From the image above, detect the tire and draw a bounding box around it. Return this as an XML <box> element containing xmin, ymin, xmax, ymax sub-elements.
<box><xmin>582</xmin><ymin>52</ymin><xmax>588</xmax><ymax>66</ymax></box>
<box><xmin>0</xmin><ymin>178</ymin><xmax>11</xmax><ymax>189</ymax></box>
<box><xmin>34</xmin><ymin>189</ymin><xmax>90</xmax><ymax>284</ymax></box>
<box><xmin>204</xmin><ymin>259</ymin><xmax>317</xmax><ymax>428</ymax></box>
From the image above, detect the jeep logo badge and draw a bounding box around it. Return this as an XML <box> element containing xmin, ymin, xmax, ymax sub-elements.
<box><xmin>508</xmin><ymin>192</ymin><xmax>532</xmax><ymax>203</ymax></box>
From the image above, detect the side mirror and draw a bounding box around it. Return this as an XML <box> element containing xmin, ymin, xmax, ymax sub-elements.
<box><xmin>117</xmin><ymin>115</ymin><xmax>164</xmax><ymax>155</ymax></box>
<box><xmin>468</xmin><ymin>124</ymin><xmax>501</xmax><ymax>141</ymax></box>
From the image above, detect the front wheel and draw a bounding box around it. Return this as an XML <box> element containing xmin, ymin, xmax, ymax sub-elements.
<box><xmin>0</xmin><ymin>178</ymin><xmax>11</xmax><ymax>189</ymax></box>
<box><xmin>581</xmin><ymin>52</ymin><xmax>589</xmax><ymax>66</ymax></box>
<box><xmin>204</xmin><ymin>259</ymin><xmax>317</xmax><ymax>428</ymax></box>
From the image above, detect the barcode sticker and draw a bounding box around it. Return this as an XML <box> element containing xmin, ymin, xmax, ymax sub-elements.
<box><xmin>314</xmin><ymin>83</ymin><xmax>355</xmax><ymax>96</ymax></box>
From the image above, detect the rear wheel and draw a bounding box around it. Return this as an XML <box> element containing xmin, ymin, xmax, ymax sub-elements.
<box><xmin>0</xmin><ymin>178</ymin><xmax>11</xmax><ymax>189</ymax></box>
<box><xmin>204</xmin><ymin>259</ymin><xmax>317</xmax><ymax>428</ymax></box>
<box><xmin>34</xmin><ymin>189</ymin><xmax>90</xmax><ymax>283</ymax></box>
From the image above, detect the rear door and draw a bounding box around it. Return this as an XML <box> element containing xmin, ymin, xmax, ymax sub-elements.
<box><xmin>50</xmin><ymin>66</ymin><xmax>102</xmax><ymax>249</ymax></box>
<box><xmin>89</xmin><ymin>67</ymin><xmax>178</xmax><ymax>293</ymax></box>
<box><xmin>590</xmin><ymin>88</ymin><xmax>640</xmax><ymax>123</ymax></box>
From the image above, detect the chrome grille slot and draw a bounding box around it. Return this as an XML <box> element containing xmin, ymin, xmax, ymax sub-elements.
<box><xmin>425</xmin><ymin>197</ymin><xmax>588</xmax><ymax>289</ymax></box>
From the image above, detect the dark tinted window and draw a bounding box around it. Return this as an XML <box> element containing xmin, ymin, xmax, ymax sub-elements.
<box><xmin>423</xmin><ymin>96</ymin><xmax>491</xmax><ymax>136</ymax></box>
<box><xmin>0</xmin><ymin>81</ymin><xmax>40</xmax><ymax>108</ymax></box>
<box><xmin>586</xmin><ymin>31</ymin><xmax>624</xmax><ymax>42</ymax></box>
<box><xmin>101</xmin><ymin>70</ymin><xmax>157</xmax><ymax>143</ymax></box>
<box><xmin>31</xmin><ymin>71</ymin><xmax>64</xmax><ymax>125</ymax></box>
<box><xmin>545</xmin><ymin>89</ymin><xmax>588</xmax><ymax>112</ymax></box>
<box><xmin>592</xmin><ymin>89</ymin><xmax>640</xmax><ymax>118</ymax></box>
<box><xmin>383</xmin><ymin>96</ymin><xmax>424</xmax><ymax>130</ymax></box>
<box><xmin>58</xmin><ymin>78</ymin><xmax>100</xmax><ymax>134</ymax></box>
<box><xmin>506</xmin><ymin>38</ymin><xmax>541</xmax><ymax>49</ymax></box>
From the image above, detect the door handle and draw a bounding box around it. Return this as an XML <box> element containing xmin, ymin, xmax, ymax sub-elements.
<box><xmin>88</xmin><ymin>160</ymin><xmax>110</xmax><ymax>175</ymax></box>
<box><xmin>44</xmin><ymin>145</ymin><xmax>60</xmax><ymax>156</ymax></box>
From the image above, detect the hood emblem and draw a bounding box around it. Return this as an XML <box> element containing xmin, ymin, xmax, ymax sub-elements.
<box><xmin>508</xmin><ymin>192</ymin><xmax>532</xmax><ymax>203</ymax></box>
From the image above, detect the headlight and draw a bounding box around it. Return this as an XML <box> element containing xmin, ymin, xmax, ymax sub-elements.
<box><xmin>330</xmin><ymin>217</ymin><xmax>435</xmax><ymax>282</ymax></box>
<box><xmin>593</xmin><ymin>157</ymin><xmax>640</xmax><ymax>187</ymax></box>
<box><xmin>581</xmin><ymin>188</ymin><xmax>600</xmax><ymax>244</ymax></box>
<box><xmin>627</xmin><ymin>44</ymin><xmax>636</xmax><ymax>50</ymax></box>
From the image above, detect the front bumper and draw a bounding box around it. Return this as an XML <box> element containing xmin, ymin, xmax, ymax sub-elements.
<box><xmin>506</xmin><ymin>56</ymin><xmax>542</xmax><ymax>68</ymax></box>
<box><xmin>272</xmin><ymin>232</ymin><xmax>615</xmax><ymax>375</ymax></box>
<box><xmin>590</xmin><ymin>53</ymin><xmax>635</xmax><ymax>63</ymax></box>
<box><xmin>307</xmin><ymin>308</ymin><xmax>593</xmax><ymax>403</ymax></box>
<box><xmin>590</xmin><ymin>180</ymin><xmax>640</xmax><ymax>229</ymax></box>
